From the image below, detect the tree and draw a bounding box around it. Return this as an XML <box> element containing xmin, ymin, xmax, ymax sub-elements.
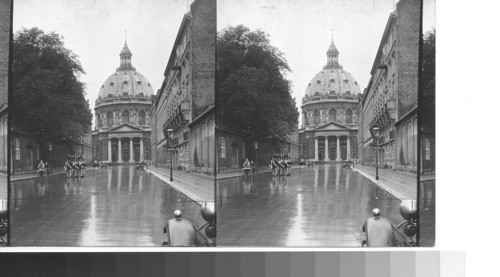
<box><xmin>217</xmin><ymin>25</ymin><xmax>299</xmax><ymax>150</ymax></box>
<box><xmin>12</xmin><ymin>28</ymin><xmax>92</xmax><ymax>160</ymax></box>
<box><xmin>421</xmin><ymin>28</ymin><xmax>435</xmax><ymax>133</ymax></box>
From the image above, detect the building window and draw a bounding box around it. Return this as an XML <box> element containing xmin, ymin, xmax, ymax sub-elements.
<box><xmin>107</xmin><ymin>112</ymin><xmax>113</xmax><ymax>126</ymax></box>
<box><xmin>15</xmin><ymin>138</ymin><xmax>20</xmax><ymax>160</ymax></box>
<box><xmin>122</xmin><ymin>110</ymin><xmax>130</xmax><ymax>124</ymax></box>
<box><xmin>314</xmin><ymin>110</ymin><xmax>320</xmax><ymax>124</ymax></box>
<box><xmin>220</xmin><ymin>136</ymin><xmax>226</xmax><ymax>158</ymax></box>
<box><xmin>346</xmin><ymin>109</ymin><xmax>353</xmax><ymax>124</ymax></box>
<box><xmin>425</xmin><ymin>139</ymin><xmax>431</xmax><ymax>160</ymax></box>
<box><xmin>139</xmin><ymin>111</ymin><xmax>146</xmax><ymax>125</ymax></box>
<box><xmin>329</xmin><ymin>109</ymin><xmax>336</xmax><ymax>122</ymax></box>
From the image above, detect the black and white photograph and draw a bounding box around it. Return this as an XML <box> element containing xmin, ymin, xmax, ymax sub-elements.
<box><xmin>216</xmin><ymin>0</ymin><xmax>433</xmax><ymax>247</ymax></box>
<box><xmin>8</xmin><ymin>0</ymin><xmax>215</xmax><ymax>246</ymax></box>
<box><xmin>0</xmin><ymin>0</ymin><xmax>10</xmax><ymax>247</ymax></box>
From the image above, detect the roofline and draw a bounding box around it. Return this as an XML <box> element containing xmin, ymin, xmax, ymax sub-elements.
<box><xmin>155</xmin><ymin>13</ymin><xmax>192</xmax><ymax>107</ymax></box>
<box><xmin>369</xmin><ymin>13</ymin><xmax>397</xmax><ymax>75</ymax></box>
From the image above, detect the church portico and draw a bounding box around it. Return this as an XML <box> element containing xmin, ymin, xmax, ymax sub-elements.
<box><xmin>310</xmin><ymin>132</ymin><xmax>353</xmax><ymax>162</ymax></box>
<box><xmin>106</xmin><ymin>134</ymin><xmax>146</xmax><ymax>164</ymax></box>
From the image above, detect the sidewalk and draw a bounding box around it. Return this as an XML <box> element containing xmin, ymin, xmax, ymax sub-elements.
<box><xmin>9</xmin><ymin>167</ymin><xmax>99</xmax><ymax>182</ymax></box>
<box><xmin>0</xmin><ymin>173</ymin><xmax>6</xmax><ymax>199</ymax></box>
<box><xmin>216</xmin><ymin>165</ymin><xmax>300</xmax><ymax>179</ymax></box>
<box><xmin>145</xmin><ymin>166</ymin><xmax>214</xmax><ymax>205</ymax></box>
<box><xmin>352</xmin><ymin>164</ymin><xmax>417</xmax><ymax>200</ymax></box>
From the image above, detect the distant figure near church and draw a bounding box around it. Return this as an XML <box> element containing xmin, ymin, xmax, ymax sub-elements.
<box><xmin>298</xmin><ymin>37</ymin><xmax>361</xmax><ymax>162</ymax></box>
<box><xmin>92</xmin><ymin>40</ymin><xmax>154</xmax><ymax>164</ymax></box>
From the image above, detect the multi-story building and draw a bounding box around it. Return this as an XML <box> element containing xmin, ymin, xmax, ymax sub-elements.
<box><xmin>74</xmin><ymin>132</ymin><xmax>93</xmax><ymax>163</ymax></box>
<box><xmin>151</xmin><ymin>0</ymin><xmax>215</xmax><ymax>174</ymax></box>
<box><xmin>0</xmin><ymin>0</ymin><xmax>9</xmax><ymax>173</ymax></box>
<box><xmin>92</xmin><ymin>41</ymin><xmax>154</xmax><ymax>164</ymax></box>
<box><xmin>298</xmin><ymin>38</ymin><xmax>361</xmax><ymax>162</ymax></box>
<box><xmin>357</xmin><ymin>0</ymin><xmax>420</xmax><ymax>172</ymax></box>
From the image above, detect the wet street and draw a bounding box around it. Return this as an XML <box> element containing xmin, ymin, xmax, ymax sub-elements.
<box><xmin>10</xmin><ymin>166</ymin><xmax>205</xmax><ymax>246</ymax></box>
<box><xmin>217</xmin><ymin>163</ymin><xmax>403</xmax><ymax>247</ymax></box>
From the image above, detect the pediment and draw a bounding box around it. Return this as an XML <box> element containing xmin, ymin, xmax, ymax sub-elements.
<box><xmin>108</xmin><ymin>123</ymin><xmax>144</xmax><ymax>133</ymax></box>
<box><xmin>313</xmin><ymin>122</ymin><xmax>351</xmax><ymax>131</ymax></box>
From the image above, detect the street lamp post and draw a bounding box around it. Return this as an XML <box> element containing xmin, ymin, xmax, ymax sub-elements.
<box><xmin>48</xmin><ymin>142</ymin><xmax>52</xmax><ymax>175</ymax></box>
<box><xmin>371</xmin><ymin>125</ymin><xmax>380</xmax><ymax>180</ymax></box>
<box><xmin>254</xmin><ymin>142</ymin><xmax>258</xmax><ymax>167</ymax></box>
<box><xmin>166</xmin><ymin>128</ymin><xmax>174</xmax><ymax>182</ymax></box>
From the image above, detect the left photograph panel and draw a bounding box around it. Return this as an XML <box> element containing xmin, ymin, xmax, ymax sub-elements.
<box><xmin>9</xmin><ymin>0</ymin><xmax>215</xmax><ymax>246</ymax></box>
<box><xmin>0</xmin><ymin>0</ymin><xmax>11</xmax><ymax>246</ymax></box>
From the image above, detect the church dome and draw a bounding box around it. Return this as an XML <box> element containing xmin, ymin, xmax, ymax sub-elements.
<box><xmin>303</xmin><ymin>40</ymin><xmax>361</xmax><ymax>100</ymax></box>
<box><xmin>97</xmin><ymin>42</ymin><xmax>154</xmax><ymax>100</ymax></box>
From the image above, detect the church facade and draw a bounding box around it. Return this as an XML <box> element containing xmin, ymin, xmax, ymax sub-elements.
<box><xmin>298</xmin><ymin>39</ymin><xmax>361</xmax><ymax>162</ymax></box>
<box><xmin>92</xmin><ymin>42</ymin><xmax>154</xmax><ymax>164</ymax></box>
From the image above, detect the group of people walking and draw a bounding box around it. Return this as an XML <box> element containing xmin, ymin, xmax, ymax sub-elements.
<box><xmin>270</xmin><ymin>155</ymin><xmax>291</xmax><ymax>177</ymax></box>
<box><xmin>242</xmin><ymin>158</ymin><xmax>256</xmax><ymax>175</ymax></box>
<box><xmin>37</xmin><ymin>160</ymin><xmax>50</xmax><ymax>177</ymax></box>
<box><xmin>241</xmin><ymin>155</ymin><xmax>293</xmax><ymax>177</ymax></box>
<box><xmin>64</xmin><ymin>157</ymin><xmax>86</xmax><ymax>178</ymax></box>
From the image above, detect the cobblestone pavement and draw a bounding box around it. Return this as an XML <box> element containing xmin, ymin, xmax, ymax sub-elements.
<box><xmin>217</xmin><ymin>163</ymin><xmax>404</xmax><ymax>247</ymax></box>
<box><xmin>10</xmin><ymin>165</ymin><xmax>205</xmax><ymax>246</ymax></box>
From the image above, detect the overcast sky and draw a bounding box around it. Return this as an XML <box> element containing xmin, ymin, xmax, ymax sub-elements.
<box><xmin>14</xmin><ymin>0</ymin><xmax>192</xmax><ymax>122</ymax></box>
<box><xmin>13</xmin><ymin>0</ymin><xmax>435</xmax><ymax>124</ymax></box>
<box><xmin>219</xmin><ymin>0</ymin><xmax>436</xmax><ymax>116</ymax></box>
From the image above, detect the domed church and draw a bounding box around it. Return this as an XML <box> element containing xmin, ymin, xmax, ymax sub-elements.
<box><xmin>298</xmin><ymin>38</ymin><xmax>361</xmax><ymax>162</ymax></box>
<box><xmin>92</xmin><ymin>41</ymin><xmax>154</xmax><ymax>163</ymax></box>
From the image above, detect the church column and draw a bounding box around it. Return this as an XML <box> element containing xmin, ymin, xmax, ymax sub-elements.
<box><xmin>118</xmin><ymin>138</ymin><xmax>122</xmax><ymax>162</ymax></box>
<box><xmin>336</xmin><ymin>136</ymin><xmax>341</xmax><ymax>161</ymax></box>
<box><xmin>129</xmin><ymin>137</ymin><xmax>134</xmax><ymax>162</ymax></box>
<box><xmin>140</xmin><ymin>138</ymin><xmax>144</xmax><ymax>162</ymax></box>
<box><xmin>314</xmin><ymin>136</ymin><xmax>319</xmax><ymax>161</ymax></box>
<box><xmin>347</xmin><ymin>136</ymin><xmax>351</xmax><ymax>160</ymax></box>
<box><xmin>107</xmin><ymin>139</ymin><xmax>112</xmax><ymax>163</ymax></box>
<box><xmin>324</xmin><ymin>136</ymin><xmax>329</xmax><ymax>161</ymax></box>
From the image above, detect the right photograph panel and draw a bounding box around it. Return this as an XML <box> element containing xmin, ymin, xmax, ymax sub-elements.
<box><xmin>216</xmin><ymin>0</ymin><xmax>423</xmax><ymax>247</ymax></box>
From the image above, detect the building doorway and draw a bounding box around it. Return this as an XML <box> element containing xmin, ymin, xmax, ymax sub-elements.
<box><xmin>26</xmin><ymin>145</ymin><xmax>33</xmax><ymax>171</ymax></box>
<box><xmin>111</xmin><ymin>139</ymin><xmax>118</xmax><ymax>162</ymax></box>
<box><xmin>231</xmin><ymin>143</ymin><xmax>239</xmax><ymax>169</ymax></box>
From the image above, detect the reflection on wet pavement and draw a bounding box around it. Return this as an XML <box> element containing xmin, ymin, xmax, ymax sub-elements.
<box><xmin>217</xmin><ymin>163</ymin><xmax>402</xmax><ymax>247</ymax></box>
<box><xmin>10</xmin><ymin>166</ymin><xmax>205</xmax><ymax>246</ymax></box>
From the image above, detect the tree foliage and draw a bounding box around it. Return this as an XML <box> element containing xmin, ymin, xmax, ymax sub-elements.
<box><xmin>217</xmin><ymin>25</ymin><xmax>299</xmax><ymax>148</ymax></box>
<box><xmin>12</xmin><ymin>28</ymin><xmax>92</xmax><ymax>150</ymax></box>
<box><xmin>421</xmin><ymin>28</ymin><xmax>435</xmax><ymax>132</ymax></box>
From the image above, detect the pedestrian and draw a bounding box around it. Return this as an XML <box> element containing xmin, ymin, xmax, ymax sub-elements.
<box><xmin>64</xmin><ymin>157</ymin><xmax>72</xmax><ymax>178</ymax></box>
<box><xmin>284</xmin><ymin>155</ymin><xmax>291</xmax><ymax>176</ymax></box>
<box><xmin>37</xmin><ymin>159</ymin><xmax>45</xmax><ymax>177</ymax></box>
<box><xmin>250</xmin><ymin>159</ymin><xmax>256</xmax><ymax>175</ymax></box>
<box><xmin>71</xmin><ymin>157</ymin><xmax>77</xmax><ymax>178</ymax></box>
<box><xmin>242</xmin><ymin>158</ymin><xmax>251</xmax><ymax>176</ymax></box>
<box><xmin>45</xmin><ymin>161</ymin><xmax>50</xmax><ymax>175</ymax></box>
<box><xmin>270</xmin><ymin>156</ymin><xmax>278</xmax><ymax>177</ymax></box>
<box><xmin>78</xmin><ymin>156</ymin><xmax>85</xmax><ymax>178</ymax></box>
<box><xmin>278</xmin><ymin>155</ymin><xmax>285</xmax><ymax>176</ymax></box>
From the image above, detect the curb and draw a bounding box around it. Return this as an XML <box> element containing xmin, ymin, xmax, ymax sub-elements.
<box><xmin>216</xmin><ymin>166</ymin><xmax>301</xmax><ymax>180</ymax></box>
<box><xmin>351</xmin><ymin>167</ymin><xmax>411</xmax><ymax>201</ymax></box>
<box><xmin>10</xmin><ymin>168</ymin><xmax>98</xmax><ymax>182</ymax></box>
<box><xmin>144</xmin><ymin>168</ymin><xmax>212</xmax><ymax>206</ymax></box>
